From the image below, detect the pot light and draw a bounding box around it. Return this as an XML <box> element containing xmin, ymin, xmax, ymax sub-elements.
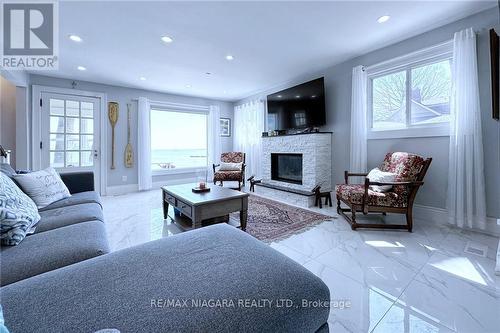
<box><xmin>139</xmin><ymin>77</ymin><xmax>146</xmax><ymax>81</ymax></box>
<box><xmin>161</xmin><ymin>35</ymin><xmax>173</xmax><ymax>43</ymax></box>
<box><xmin>77</xmin><ymin>66</ymin><xmax>86</xmax><ymax>71</ymax></box>
<box><xmin>311</xmin><ymin>95</ymin><xmax>316</xmax><ymax>98</ymax></box>
<box><xmin>277</xmin><ymin>95</ymin><xmax>282</xmax><ymax>98</ymax></box>
<box><xmin>377</xmin><ymin>15</ymin><xmax>390</xmax><ymax>23</ymax></box>
<box><xmin>185</xmin><ymin>84</ymin><xmax>192</xmax><ymax>88</ymax></box>
<box><xmin>295</xmin><ymin>95</ymin><xmax>301</xmax><ymax>98</ymax></box>
<box><xmin>68</xmin><ymin>34</ymin><xmax>82</xmax><ymax>42</ymax></box>
<box><xmin>225</xmin><ymin>55</ymin><xmax>234</xmax><ymax>61</ymax></box>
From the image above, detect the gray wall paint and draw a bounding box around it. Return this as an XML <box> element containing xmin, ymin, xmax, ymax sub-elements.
<box><xmin>29</xmin><ymin>74</ymin><xmax>234</xmax><ymax>188</ymax></box>
<box><xmin>237</xmin><ymin>8</ymin><xmax>500</xmax><ymax>218</ymax></box>
<box><xmin>1</xmin><ymin>76</ymin><xmax>17</xmax><ymax>168</ymax></box>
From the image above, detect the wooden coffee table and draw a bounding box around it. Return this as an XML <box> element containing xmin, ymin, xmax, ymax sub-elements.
<box><xmin>162</xmin><ymin>184</ymin><xmax>249</xmax><ymax>231</ymax></box>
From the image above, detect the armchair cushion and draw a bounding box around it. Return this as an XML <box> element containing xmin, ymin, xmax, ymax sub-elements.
<box><xmin>379</xmin><ymin>152</ymin><xmax>426</xmax><ymax>196</ymax></box>
<box><xmin>367</xmin><ymin>168</ymin><xmax>396</xmax><ymax>192</ymax></box>
<box><xmin>219</xmin><ymin>162</ymin><xmax>243</xmax><ymax>171</ymax></box>
<box><xmin>221</xmin><ymin>152</ymin><xmax>245</xmax><ymax>163</ymax></box>
<box><xmin>213</xmin><ymin>170</ymin><xmax>243</xmax><ymax>182</ymax></box>
<box><xmin>336</xmin><ymin>184</ymin><xmax>408</xmax><ymax>208</ymax></box>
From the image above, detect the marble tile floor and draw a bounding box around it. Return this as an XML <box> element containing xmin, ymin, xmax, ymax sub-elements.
<box><xmin>102</xmin><ymin>187</ymin><xmax>499</xmax><ymax>333</ymax></box>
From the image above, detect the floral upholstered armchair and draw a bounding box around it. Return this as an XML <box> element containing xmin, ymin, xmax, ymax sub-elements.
<box><xmin>213</xmin><ymin>152</ymin><xmax>246</xmax><ymax>190</ymax></box>
<box><xmin>336</xmin><ymin>152</ymin><xmax>432</xmax><ymax>232</ymax></box>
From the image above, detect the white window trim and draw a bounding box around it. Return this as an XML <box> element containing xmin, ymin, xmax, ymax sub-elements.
<box><xmin>149</xmin><ymin>103</ymin><xmax>209</xmax><ymax>176</ymax></box>
<box><xmin>366</xmin><ymin>40</ymin><xmax>452</xmax><ymax>140</ymax></box>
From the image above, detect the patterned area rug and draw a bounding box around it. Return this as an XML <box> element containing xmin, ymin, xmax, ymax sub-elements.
<box><xmin>231</xmin><ymin>194</ymin><xmax>333</xmax><ymax>243</ymax></box>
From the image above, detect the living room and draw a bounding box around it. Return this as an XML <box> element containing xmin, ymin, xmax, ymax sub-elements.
<box><xmin>1</xmin><ymin>1</ymin><xmax>499</xmax><ymax>332</ymax></box>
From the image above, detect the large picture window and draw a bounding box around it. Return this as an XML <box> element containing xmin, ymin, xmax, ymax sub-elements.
<box><xmin>368</xmin><ymin>43</ymin><xmax>452</xmax><ymax>138</ymax></box>
<box><xmin>150</xmin><ymin>109</ymin><xmax>207</xmax><ymax>171</ymax></box>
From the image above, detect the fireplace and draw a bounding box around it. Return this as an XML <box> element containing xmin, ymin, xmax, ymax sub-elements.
<box><xmin>271</xmin><ymin>153</ymin><xmax>303</xmax><ymax>185</ymax></box>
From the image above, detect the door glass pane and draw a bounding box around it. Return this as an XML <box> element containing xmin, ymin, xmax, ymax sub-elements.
<box><xmin>410</xmin><ymin>60</ymin><xmax>451</xmax><ymax>125</ymax></box>
<box><xmin>50</xmin><ymin>152</ymin><xmax>64</xmax><ymax>167</ymax></box>
<box><xmin>81</xmin><ymin>118</ymin><xmax>93</xmax><ymax>134</ymax></box>
<box><xmin>81</xmin><ymin>102</ymin><xmax>94</xmax><ymax>118</ymax></box>
<box><xmin>66</xmin><ymin>100</ymin><xmax>79</xmax><ymax>117</ymax></box>
<box><xmin>50</xmin><ymin>99</ymin><xmax>64</xmax><ymax>116</ymax></box>
<box><xmin>81</xmin><ymin>135</ymin><xmax>94</xmax><ymax>150</ymax></box>
<box><xmin>50</xmin><ymin>116</ymin><xmax>65</xmax><ymax>133</ymax></box>
<box><xmin>372</xmin><ymin>70</ymin><xmax>407</xmax><ymax>129</ymax></box>
<box><xmin>50</xmin><ymin>134</ymin><xmax>64</xmax><ymax>150</ymax></box>
<box><xmin>65</xmin><ymin>151</ymin><xmax>80</xmax><ymax>167</ymax></box>
<box><xmin>80</xmin><ymin>151</ymin><xmax>93</xmax><ymax>166</ymax></box>
<box><xmin>66</xmin><ymin>117</ymin><xmax>80</xmax><ymax>133</ymax></box>
<box><xmin>66</xmin><ymin>135</ymin><xmax>79</xmax><ymax>150</ymax></box>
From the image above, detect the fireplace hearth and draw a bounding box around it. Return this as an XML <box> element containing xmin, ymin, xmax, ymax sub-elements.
<box><xmin>271</xmin><ymin>153</ymin><xmax>303</xmax><ymax>185</ymax></box>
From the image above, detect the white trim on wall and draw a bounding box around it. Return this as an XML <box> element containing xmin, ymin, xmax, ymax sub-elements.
<box><xmin>414</xmin><ymin>204</ymin><xmax>500</xmax><ymax>236</ymax></box>
<box><xmin>31</xmin><ymin>85</ymin><xmax>108</xmax><ymax>195</ymax></box>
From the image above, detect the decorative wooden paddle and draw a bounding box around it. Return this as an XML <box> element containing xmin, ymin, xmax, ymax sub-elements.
<box><xmin>108</xmin><ymin>102</ymin><xmax>119</xmax><ymax>170</ymax></box>
<box><xmin>124</xmin><ymin>103</ymin><xmax>133</xmax><ymax>168</ymax></box>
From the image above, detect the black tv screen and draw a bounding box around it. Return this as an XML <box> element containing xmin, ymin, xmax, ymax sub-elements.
<box><xmin>267</xmin><ymin>78</ymin><xmax>326</xmax><ymax>131</ymax></box>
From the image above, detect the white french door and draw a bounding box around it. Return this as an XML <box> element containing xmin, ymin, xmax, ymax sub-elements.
<box><xmin>40</xmin><ymin>92</ymin><xmax>101</xmax><ymax>190</ymax></box>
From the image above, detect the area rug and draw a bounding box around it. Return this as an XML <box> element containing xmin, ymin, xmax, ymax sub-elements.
<box><xmin>230</xmin><ymin>194</ymin><xmax>333</xmax><ymax>243</ymax></box>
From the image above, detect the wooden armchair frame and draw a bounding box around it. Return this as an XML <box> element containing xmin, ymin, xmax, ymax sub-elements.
<box><xmin>337</xmin><ymin>158</ymin><xmax>432</xmax><ymax>232</ymax></box>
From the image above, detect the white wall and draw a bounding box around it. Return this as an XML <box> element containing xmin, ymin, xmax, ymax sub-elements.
<box><xmin>237</xmin><ymin>8</ymin><xmax>500</xmax><ymax>220</ymax></box>
<box><xmin>29</xmin><ymin>75</ymin><xmax>234</xmax><ymax>191</ymax></box>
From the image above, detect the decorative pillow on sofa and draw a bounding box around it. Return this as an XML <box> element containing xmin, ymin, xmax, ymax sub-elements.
<box><xmin>367</xmin><ymin>167</ymin><xmax>396</xmax><ymax>192</ymax></box>
<box><xmin>0</xmin><ymin>172</ymin><xmax>41</xmax><ymax>246</ymax></box>
<box><xmin>219</xmin><ymin>162</ymin><xmax>242</xmax><ymax>171</ymax></box>
<box><xmin>12</xmin><ymin>167</ymin><xmax>71</xmax><ymax>209</ymax></box>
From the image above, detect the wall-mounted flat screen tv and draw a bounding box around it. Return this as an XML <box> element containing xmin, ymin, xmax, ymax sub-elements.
<box><xmin>266</xmin><ymin>77</ymin><xmax>326</xmax><ymax>131</ymax></box>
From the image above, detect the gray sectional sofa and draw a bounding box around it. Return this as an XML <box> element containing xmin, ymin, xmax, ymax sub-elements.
<box><xmin>0</xmin><ymin>167</ymin><xmax>109</xmax><ymax>286</ymax></box>
<box><xmin>0</xmin><ymin>166</ymin><xmax>330</xmax><ymax>332</ymax></box>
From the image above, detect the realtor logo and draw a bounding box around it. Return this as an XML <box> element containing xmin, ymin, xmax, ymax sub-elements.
<box><xmin>1</xmin><ymin>1</ymin><xmax>58</xmax><ymax>69</ymax></box>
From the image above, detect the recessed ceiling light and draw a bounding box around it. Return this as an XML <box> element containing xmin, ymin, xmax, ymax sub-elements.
<box><xmin>205</xmin><ymin>72</ymin><xmax>212</xmax><ymax>75</ymax></box>
<box><xmin>77</xmin><ymin>66</ymin><xmax>86</xmax><ymax>71</ymax></box>
<box><xmin>277</xmin><ymin>95</ymin><xmax>282</xmax><ymax>98</ymax></box>
<box><xmin>311</xmin><ymin>95</ymin><xmax>316</xmax><ymax>98</ymax></box>
<box><xmin>223</xmin><ymin>90</ymin><xmax>227</xmax><ymax>94</ymax></box>
<box><xmin>161</xmin><ymin>36</ymin><xmax>173</xmax><ymax>43</ymax></box>
<box><xmin>68</xmin><ymin>34</ymin><xmax>82</xmax><ymax>42</ymax></box>
<box><xmin>139</xmin><ymin>77</ymin><xmax>146</xmax><ymax>81</ymax></box>
<box><xmin>377</xmin><ymin>15</ymin><xmax>390</xmax><ymax>23</ymax></box>
<box><xmin>295</xmin><ymin>95</ymin><xmax>301</xmax><ymax>98</ymax></box>
<box><xmin>225</xmin><ymin>55</ymin><xmax>234</xmax><ymax>61</ymax></box>
<box><xmin>185</xmin><ymin>84</ymin><xmax>192</xmax><ymax>88</ymax></box>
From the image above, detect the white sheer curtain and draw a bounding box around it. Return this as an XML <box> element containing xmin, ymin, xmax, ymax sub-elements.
<box><xmin>233</xmin><ymin>100</ymin><xmax>265</xmax><ymax>179</ymax></box>
<box><xmin>207</xmin><ymin>105</ymin><xmax>221</xmax><ymax>181</ymax></box>
<box><xmin>349</xmin><ymin>65</ymin><xmax>368</xmax><ymax>179</ymax></box>
<box><xmin>447</xmin><ymin>28</ymin><xmax>487</xmax><ymax>229</ymax></box>
<box><xmin>137</xmin><ymin>97</ymin><xmax>152</xmax><ymax>190</ymax></box>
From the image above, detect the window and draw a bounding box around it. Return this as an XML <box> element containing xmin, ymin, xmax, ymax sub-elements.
<box><xmin>150</xmin><ymin>109</ymin><xmax>207</xmax><ymax>172</ymax></box>
<box><xmin>368</xmin><ymin>43</ymin><xmax>452</xmax><ymax>138</ymax></box>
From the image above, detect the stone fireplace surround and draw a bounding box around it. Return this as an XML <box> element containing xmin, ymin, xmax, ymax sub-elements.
<box><xmin>255</xmin><ymin>132</ymin><xmax>332</xmax><ymax>208</ymax></box>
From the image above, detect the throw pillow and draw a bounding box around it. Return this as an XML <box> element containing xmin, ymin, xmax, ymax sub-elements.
<box><xmin>219</xmin><ymin>162</ymin><xmax>242</xmax><ymax>171</ymax></box>
<box><xmin>13</xmin><ymin>167</ymin><xmax>71</xmax><ymax>209</ymax></box>
<box><xmin>367</xmin><ymin>167</ymin><xmax>396</xmax><ymax>192</ymax></box>
<box><xmin>0</xmin><ymin>172</ymin><xmax>41</xmax><ymax>246</ymax></box>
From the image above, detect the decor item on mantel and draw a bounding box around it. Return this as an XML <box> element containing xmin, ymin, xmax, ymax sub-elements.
<box><xmin>124</xmin><ymin>103</ymin><xmax>134</xmax><ymax>168</ymax></box>
<box><xmin>108</xmin><ymin>102</ymin><xmax>119</xmax><ymax>170</ymax></box>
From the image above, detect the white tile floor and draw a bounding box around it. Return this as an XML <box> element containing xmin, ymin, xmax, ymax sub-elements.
<box><xmin>102</xmin><ymin>187</ymin><xmax>500</xmax><ymax>333</ymax></box>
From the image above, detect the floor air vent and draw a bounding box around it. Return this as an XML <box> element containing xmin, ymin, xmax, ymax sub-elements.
<box><xmin>464</xmin><ymin>241</ymin><xmax>488</xmax><ymax>257</ymax></box>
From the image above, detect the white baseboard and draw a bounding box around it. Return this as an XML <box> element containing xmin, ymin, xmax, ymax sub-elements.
<box><xmin>414</xmin><ymin>204</ymin><xmax>500</xmax><ymax>236</ymax></box>
<box><xmin>105</xmin><ymin>177</ymin><xmax>198</xmax><ymax>196</ymax></box>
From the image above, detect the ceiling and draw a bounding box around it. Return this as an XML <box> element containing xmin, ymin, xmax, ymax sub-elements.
<box><xmin>34</xmin><ymin>1</ymin><xmax>497</xmax><ymax>101</ymax></box>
